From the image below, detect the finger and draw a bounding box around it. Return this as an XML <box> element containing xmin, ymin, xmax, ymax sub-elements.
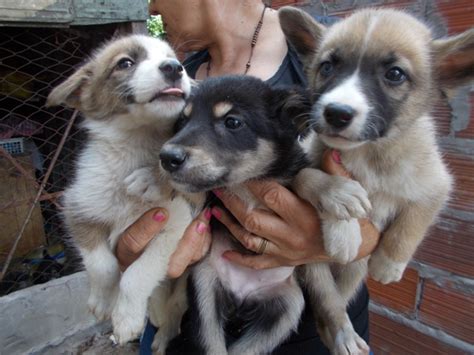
<box><xmin>167</xmin><ymin>208</ymin><xmax>211</xmax><ymax>278</ymax></box>
<box><xmin>193</xmin><ymin>224</ymin><xmax>212</xmax><ymax>263</ymax></box>
<box><xmin>211</xmin><ymin>207</ymin><xmax>276</xmax><ymax>254</ymax></box>
<box><xmin>222</xmin><ymin>251</ymin><xmax>284</xmax><ymax>269</ymax></box>
<box><xmin>116</xmin><ymin>208</ymin><xmax>168</xmax><ymax>270</ymax></box>
<box><xmin>211</xmin><ymin>197</ymin><xmax>289</xmax><ymax>244</ymax></box>
<box><xmin>321</xmin><ymin>149</ymin><xmax>352</xmax><ymax>178</ymax></box>
<box><xmin>245</xmin><ymin>180</ymin><xmax>299</xmax><ymax>222</ymax></box>
<box><xmin>247</xmin><ymin>181</ymin><xmax>319</xmax><ymax>232</ymax></box>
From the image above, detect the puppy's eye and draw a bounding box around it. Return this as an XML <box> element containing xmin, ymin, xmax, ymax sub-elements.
<box><xmin>385</xmin><ymin>67</ymin><xmax>406</xmax><ymax>84</ymax></box>
<box><xmin>224</xmin><ymin>116</ymin><xmax>243</xmax><ymax>130</ymax></box>
<box><xmin>116</xmin><ymin>58</ymin><xmax>135</xmax><ymax>70</ymax></box>
<box><xmin>319</xmin><ymin>61</ymin><xmax>334</xmax><ymax>77</ymax></box>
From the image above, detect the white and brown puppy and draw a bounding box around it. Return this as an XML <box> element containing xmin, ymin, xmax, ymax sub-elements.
<box><xmin>47</xmin><ymin>35</ymin><xmax>204</xmax><ymax>347</ymax></box>
<box><xmin>279</xmin><ymin>7</ymin><xmax>473</xmax><ymax>354</ymax></box>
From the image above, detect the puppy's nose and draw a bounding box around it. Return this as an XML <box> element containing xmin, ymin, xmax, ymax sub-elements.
<box><xmin>159</xmin><ymin>59</ymin><xmax>184</xmax><ymax>82</ymax></box>
<box><xmin>160</xmin><ymin>146</ymin><xmax>187</xmax><ymax>172</ymax></box>
<box><xmin>324</xmin><ymin>103</ymin><xmax>355</xmax><ymax>129</ymax></box>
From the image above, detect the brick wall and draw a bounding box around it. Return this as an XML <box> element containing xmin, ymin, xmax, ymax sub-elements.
<box><xmin>272</xmin><ymin>1</ymin><xmax>474</xmax><ymax>353</ymax></box>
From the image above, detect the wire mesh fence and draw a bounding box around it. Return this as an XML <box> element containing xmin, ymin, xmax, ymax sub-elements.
<box><xmin>0</xmin><ymin>24</ymin><xmax>117</xmax><ymax>295</ymax></box>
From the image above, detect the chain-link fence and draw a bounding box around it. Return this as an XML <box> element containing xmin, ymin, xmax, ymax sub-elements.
<box><xmin>0</xmin><ymin>25</ymin><xmax>118</xmax><ymax>295</ymax></box>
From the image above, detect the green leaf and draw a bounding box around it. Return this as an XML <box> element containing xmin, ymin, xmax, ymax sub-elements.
<box><xmin>147</xmin><ymin>15</ymin><xmax>166</xmax><ymax>39</ymax></box>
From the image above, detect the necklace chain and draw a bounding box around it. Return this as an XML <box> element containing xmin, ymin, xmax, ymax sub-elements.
<box><xmin>206</xmin><ymin>5</ymin><xmax>268</xmax><ymax>77</ymax></box>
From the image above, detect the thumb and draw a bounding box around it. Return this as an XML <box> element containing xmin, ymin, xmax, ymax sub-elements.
<box><xmin>116</xmin><ymin>208</ymin><xmax>168</xmax><ymax>270</ymax></box>
<box><xmin>321</xmin><ymin>149</ymin><xmax>352</xmax><ymax>179</ymax></box>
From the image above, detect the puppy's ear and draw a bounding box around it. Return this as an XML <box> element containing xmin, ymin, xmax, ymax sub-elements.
<box><xmin>278</xmin><ymin>6</ymin><xmax>325</xmax><ymax>67</ymax></box>
<box><xmin>46</xmin><ymin>64</ymin><xmax>92</xmax><ymax>108</ymax></box>
<box><xmin>432</xmin><ymin>28</ymin><xmax>474</xmax><ymax>95</ymax></box>
<box><xmin>269</xmin><ymin>86</ymin><xmax>313</xmax><ymax>137</ymax></box>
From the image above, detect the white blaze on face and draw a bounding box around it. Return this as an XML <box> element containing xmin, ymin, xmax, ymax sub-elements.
<box><xmin>129</xmin><ymin>36</ymin><xmax>191</xmax><ymax>106</ymax></box>
<box><xmin>316</xmin><ymin>72</ymin><xmax>372</xmax><ymax>144</ymax></box>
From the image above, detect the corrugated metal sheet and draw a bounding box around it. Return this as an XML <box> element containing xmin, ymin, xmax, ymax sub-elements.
<box><xmin>0</xmin><ymin>0</ymin><xmax>148</xmax><ymax>27</ymax></box>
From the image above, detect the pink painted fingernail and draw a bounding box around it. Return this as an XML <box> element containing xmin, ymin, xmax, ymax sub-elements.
<box><xmin>332</xmin><ymin>150</ymin><xmax>342</xmax><ymax>164</ymax></box>
<box><xmin>211</xmin><ymin>207</ymin><xmax>222</xmax><ymax>219</ymax></box>
<box><xmin>204</xmin><ymin>208</ymin><xmax>212</xmax><ymax>221</ymax></box>
<box><xmin>153</xmin><ymin>211</ymin><xmax>166</xmax><ymax>222</ymax></box>
<box><xmin>213</xmin><ymin>189</ymin><xmax>223</xmax><ymax>198</ymax></box>
<box><xmin>196</xmin><ymin>222</ymin><xmax>207</xmax><ymax>235</ymax></box>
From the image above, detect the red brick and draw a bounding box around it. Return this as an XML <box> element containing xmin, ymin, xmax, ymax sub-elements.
<box><xmin>455</xmin><ymin>93</ymin><xmax>474</xmax><ymax>139</ymax></box>
<box><xmin>432</xmin><ymin>98</ymin><xmax>452</xmax><ymax>137</ymax></box>
<box><xmin>435</xmin><ymin>0</ymin><xmax>474</xmax><ymax>35</ymax></box>
<box><xmin>370</xmin><ymin>312</ymin><xmax>467</xmax><ymax>355</ymax></box>
<box><xmin>443</xmin><ymin>153</ymin><xmax>474</xmax><ymax>213</ymax></box>
<box><xmin>271</xmin><ymin>0</ymin><xmax>301</xmax><ymax>8</ymax></box>
<box><xmin>419</xmin><ymin>280</ymin><xmax>474</xmax><ymax>343</ymax></box>
<box><xmin>294</xmin><ymin>0</ymin><xmax>418</xmax><ymax>18</ymax></box>
<box><xmin>415</xmin><ymin>213</ymin><xmax>474</xmax><ymax>277</ymax></box>
<box><xmin>368</xmin><ymin>268</ymin><xmax>419</xmax><ymax>315</ymax></box>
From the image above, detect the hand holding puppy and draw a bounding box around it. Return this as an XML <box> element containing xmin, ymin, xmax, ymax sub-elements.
<box><xmin>216</xmin><ymin>149</ymin><xmax>380</xmax><ymax>269</ymax></box>
<box><xmin>116</xmin><ymin>208</ymin><xmax>212</xmax><ymax>277</ymax></box>
<box><xmin>116</xmin><ymin>149</ymin><xmax>380</xmax><ymax>273</ymax></box>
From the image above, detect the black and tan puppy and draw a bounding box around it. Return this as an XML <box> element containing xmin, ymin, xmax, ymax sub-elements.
<box><xmin>160</xmin><ymin>75</ymin><xmax>312</xmax><ymax>354</ymax></box>
<box><xmin>279</xmin><ymin>7</ymin><xmax>473</xmax><ymax>355</ymax></box>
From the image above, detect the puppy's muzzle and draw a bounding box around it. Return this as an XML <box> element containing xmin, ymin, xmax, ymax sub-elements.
<box><xmin>324</xmin><ymin>103</ymin><xmax>355</xmax><ymax>129</ymax></box>
<box><xmin>160</xmin><ymin>146</ymin><xmax>187</xmax><ymax>172</ymax></box>
<box><xmin>159</xmin><ymin>59</ymin><xmax>184</xmax><ymax>82</ymax></box>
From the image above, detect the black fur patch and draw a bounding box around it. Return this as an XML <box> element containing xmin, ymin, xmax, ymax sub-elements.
<box><xmin>166</xmin><ymin>75</ymin><xmax>311</xmax><ymax>189</ymax></box>
<box><xmin>312</xmin><ymin>52</ymin><xmax>411</xmax><ymax>140</ymax></box>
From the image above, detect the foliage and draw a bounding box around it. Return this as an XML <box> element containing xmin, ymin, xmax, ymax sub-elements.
<box><xmin>147</xmin><ymin>15</ymin><xmax>166</xmax><ymax>39</ymax></box>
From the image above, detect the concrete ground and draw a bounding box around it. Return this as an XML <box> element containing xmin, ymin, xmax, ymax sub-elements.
<box><xmin>72</xmin><ymin>332</ymin><xmax>139</xmax><ymax>355</ymax></box>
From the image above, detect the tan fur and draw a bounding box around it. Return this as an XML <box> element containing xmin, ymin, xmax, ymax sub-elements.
<box><xmin>64</xmin><ymin>215</ymin><xmax>110</xmax><ymax>251</ymax></box>
<box><xmin>280</xmin><ymin>7</ymin><xmax>473</xmax><ymax>354</ymax></box>
<box><xmin>213</xmin><ymin>101</ymin><xmax>233</xmax><ymax>118</ymax></box>
<box><xmin>183</xmin><ymin>102</ymin><xmax>193</xmax><ymax>117</ymax></box>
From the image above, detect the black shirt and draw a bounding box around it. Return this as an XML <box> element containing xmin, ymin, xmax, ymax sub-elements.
<box><xmin>183</xmin><ymin>45</ymin><xmax>308</xmax><ymax>88</ymax></box>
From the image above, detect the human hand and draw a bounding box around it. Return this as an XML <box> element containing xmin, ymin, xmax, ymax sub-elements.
<box><xmin>116</xmin><ymin>207</ymin><xmax>212</xmax><ymax>277</ymax></box>
<box><xmin>213</xmin><ymin>149</ymin><xmax>380</xmax><ymax>269</ymax></box>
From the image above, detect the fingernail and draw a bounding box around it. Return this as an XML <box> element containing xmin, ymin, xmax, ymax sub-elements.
<box><xmin>211</xmin><ymin>207</ymin><xmax>222</xmax><ymax>219</ymax></box>
<box><xmin>213</xmin><ymin>189</ymin><xmax>223</xmax><ymax>198</ymax></box>
<box><xmin>332</xmin><ymin>150</ymin><xmax>342</xmax><ymax>164</ymax></box>
<box><xmin>196</xmin><ymin>222</ymin><xmax>207</xmax><ymax>235</ymax></box>
<box><xmin>204</xmin><ymin>208</ymin><xmax>212</xmax><ymax>221</ymax></box>
<box><xmin>153</xmin><ymin>211</ymin><xmax>166</xmax><ymax>222</ymax></box>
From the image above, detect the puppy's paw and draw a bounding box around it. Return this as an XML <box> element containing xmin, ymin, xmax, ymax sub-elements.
<box><xmin>323</xmin><ymin>219</ymin><xmax>361</xmax><ymax>264</ymax></box>
<box><xmin>124</xmin><ymin>167</ymin><xmax>162</xmax><ymax>202</ymax></box>
<box><xmin>319</xmin><ymin>177</ymin><xmax>371</xmax><ymax>220</ymax></box>
<box><xmin>369</xmin><ymin>249</ymin><xmax>407</xmax><ymax>284</ymax></box>
<box><xmin>151</xmin><ymin>328</ymin><xmax>172</xmax><ymax>355</ymax></box>
<box><xmin>111</xmin><ymin>294</ymin><xmax>146</xmax><ymax>345</ymax></box>
<box><xmin>333</xmin><ymin>325</ymin><xmax>369</xmax><ymax>355</ymax></box>
<box><xmin>87</xmin><ymin>286</ymin><xmax>117</xmax><ymax>321</ymax></box>
<box><xmin>88</xmin><ymin>294</ymin><xmax>111</xmax><ymax>321</ymax></box>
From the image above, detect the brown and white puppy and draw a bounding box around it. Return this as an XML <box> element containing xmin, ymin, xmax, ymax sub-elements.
<box><xmin>279</xmin><ymin>7</ymin><xmax>473</xmax><ymax>354</ymax></box>
<box><xmin>47</xmin><ymin>35</ymin><xmax>204</xmax><ymax>348</ymax></box>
